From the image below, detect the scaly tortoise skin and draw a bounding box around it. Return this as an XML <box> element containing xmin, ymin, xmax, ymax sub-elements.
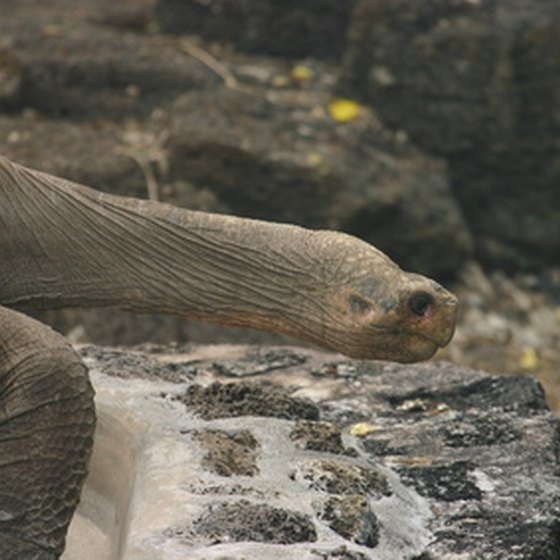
<box><xmin>0</xmin><ymin>154</ymin><xmax>457</xmax><ymax>558</ymax></box>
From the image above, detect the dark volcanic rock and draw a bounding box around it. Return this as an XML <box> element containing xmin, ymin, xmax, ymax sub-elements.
<box><xmin>191</xmin><ymin>499</ymin><xmax>318</xmax><ymax>544</ymax></box>
<box><xmin>312</xmin><ymin>547</ymin><xmax>369</xmax><ymax>560</ymax></box>
<box><xmin>316</xmin><ymin>495</ymin><xmax>380</xmax><ymax>548</ymax></box>
<box><xmin>0</xmin><ymin>48</ymin><xmax>22</xmax><ymax>111</ymax></box>
<box><xmin>0</xmin><ymin>22</ymin><xmax>217</xmax><ymax>119</ymax></box>
<box><xmin>158</xmin><ymin>86</ymin><xmax>472</xmax><ymax>277</ymax></box>
<box><xmin>0</xmin><ymin>116</ymin><xmax>145</xmax><ymax>195</ymax></box>
<box><xmin>178</xmin><ymin>381</ymin><xmax>320</xmax><ymax>421</ymax></box>
<box><xmin>290</xmin><ymin>421</ymin><xmax>350</xmax><ymax>455</ymax></box>
<box><xmin>193</xmin><ymin>429</ymin><xmax>260</xmax><ymax>477</ymax></box>
<box><xmin>397</xmin><ymin>461</ymin><xmax>483</xmax><ymax>502</ymax></box>
<box><xmin>339</xmin><ymin>360</ymin><xmax>560</xmax><ymax>560</ymax></box>
<box><xmin>78</xmin><ymin>345</ymin><xmax>197</xmax><ymax>382</ymax></box>
<box><xmin>292</xmin><ymin>459</ymin><xmax>391</xmax><ymax>497</ymax></box>
<box><xmin>212</xmin><ymin>348</ymin><xmax>307</xmax><ymax>377</ymax></box>
<box><xmin>85</xmin><ymin>345</ymin><xmax>560</xmax><ymax>559</ymax></box>
<box><xmin>156</xmin><ymin>0</ymin><xmax>358</xmax><ymax>59</ymax></box>
<box><xmin>343</xmin><ymin>0</ymin><xmax>560</xmax><ymax>271</ymax></box>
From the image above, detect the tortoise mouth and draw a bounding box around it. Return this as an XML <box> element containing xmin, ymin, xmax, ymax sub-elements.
<box><xmin>419</xmin><ymin>326</ymin><xmax>455</xmax><ymax>349</ymax></box>
<box><xmin>405</xmin><ymin>299</ymin><xmax>458</xmax><ymax>351</ymax></box>
<box><xmin>385</xmin><ymin>324</ymin><xmax>452</xmax><ymax>363</ymax></box>
<box><xmin>405</xmin><ymin>335</ymin><xmax>440</xmax><ymax>362</ymax></box>
<box><xmin>355</xmin><ymin>325</ymin><xmax>442</xmax><ymax>362</ymax></box>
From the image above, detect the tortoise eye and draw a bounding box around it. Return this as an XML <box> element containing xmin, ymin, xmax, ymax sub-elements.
<box><xmin>409</xmin><ymin>292</ymin><xmax>433</xmax><ymax>317</ymax></box>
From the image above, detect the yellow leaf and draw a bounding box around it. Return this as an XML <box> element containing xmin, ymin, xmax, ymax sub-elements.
<box><xmin>328</xmin><ymin>98</ymin><xmax>361</xmax><ymax>123</ymax></box>
<box><xmin>519</xmin><ymin>347</ymin><xmax>538</xmax><ymax>371</ymax></box>
<box><xmin>291</xmin><ymin>64</ymin><xmax>313</xmax><ymax>82</ymax></box>
<box><xmin>350</xmin><ymin>422</ymin><xmax>376</xmax><ymax>437</ymax></box>
<box><xmin>307</xmin><ymin>152</ymin><xmax>324</xmax><ymax>168</ymax></box>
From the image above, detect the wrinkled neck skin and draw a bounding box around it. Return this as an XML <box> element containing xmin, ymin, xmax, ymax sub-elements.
<box><xmin>0</xmin><ymin>155</ymin><xmax>457</xmax><ymax>361</ymax></box>
<box><xmin>0</xmin><ymin>157</ymin><xmax>337</xmax><ymax>344</ymax></box>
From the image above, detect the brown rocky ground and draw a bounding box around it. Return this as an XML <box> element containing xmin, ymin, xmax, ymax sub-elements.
<box><xmin>444</xmin><ymin>265</ymin><xmax>560</xmax><ymax>413</ymax></box>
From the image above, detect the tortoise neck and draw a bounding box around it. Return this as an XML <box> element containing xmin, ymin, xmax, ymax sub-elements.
<box><xmin>0</xmin><ymin>156</ymin><xmax>326</xmax><ymax>343</ymax></box>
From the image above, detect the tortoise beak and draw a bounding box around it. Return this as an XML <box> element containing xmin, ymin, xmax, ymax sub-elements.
<box><xmin>431</xmin><ymin>291</ymin><xmax>459</xmax><ymax>348</ymax></box>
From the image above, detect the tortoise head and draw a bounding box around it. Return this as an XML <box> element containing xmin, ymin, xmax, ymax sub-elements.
<box><xmin>312</xmin><ymin>235</ymin><xmax>458</xmax><ymax>362</ymax></box>
<box><xmin>340</xmin><ymin>271</ymin><xmax>458</xmax><ymax>361</ymax></box>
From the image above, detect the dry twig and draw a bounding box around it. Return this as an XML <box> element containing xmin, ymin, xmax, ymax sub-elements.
<box><xmin>179</xmin><ymin>39</ymin><xmax>239</xmax><ymax>90</ymax></box>
<box><xmin>117</xmin><ymin>128</ymin><xmax>169</xmax><ymax>201</ymax></box>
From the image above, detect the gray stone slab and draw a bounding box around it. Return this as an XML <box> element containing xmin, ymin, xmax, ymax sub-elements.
<box><xmin>64</xmin><ymin>344</ymin><xmax>560</xmax><ymax>559</ymax></box>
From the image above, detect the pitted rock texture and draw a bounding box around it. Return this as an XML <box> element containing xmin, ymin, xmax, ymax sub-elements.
<box><xmin>193</xmin><ymin>429</ymin><xmax>260</xmax><ymax>477</ymax></box>
<box><xmin>178</xmin><ymin>380</ymin><xmax>320</xmax><ymax>421</ymax></box>
<box><xmin>397</xmin><ymin>461</ymin><xmax>483</xmax><ymax>503</ymax></box>
<box><xmin>291</xmin><ymin>459</ymin><xmax>391</xmax><ymax>498</ymax></box>
<box><xmin>190</xmin><ymin>499</ymin><xmax>318</xmax><ymax>545</ymax></box>
<box><xmin>289</xmin><ymin>421</ymin><xmax>355</xmax><ymax>455</ymax></box>
<box><xmin>316</xmin><ymin>495</ymin><xmax>379</xmax><ymax>548</ymax></box>
<box><xmin>67</xmin><ymin>344</ymin><xmax>560</xmax><ymax>560</ymax></box>
<box><xmin>79</xmin><ymin>345</ymin><xmax>198</xmax><ymax>382</ymax></box>
<box><xmin>312</xmin><ymin>546</ymin><xmax>369</xmax><ymax>560</ymax></box>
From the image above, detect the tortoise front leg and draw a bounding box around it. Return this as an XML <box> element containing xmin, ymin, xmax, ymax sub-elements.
<box><xmin>0</xmin><ymin>306</ymin><xmax>95</xmax><ymax>559</ymax></box>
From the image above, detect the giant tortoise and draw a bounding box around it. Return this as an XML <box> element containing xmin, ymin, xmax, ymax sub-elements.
<box><xmin>0</xmin><ymin>154</ymin><xmax>457</xmax><ymax>558</ymax></box>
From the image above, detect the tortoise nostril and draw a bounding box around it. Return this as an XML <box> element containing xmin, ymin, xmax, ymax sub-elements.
<box><xmin>409</xmin><ymin>292</ymin><xmax>433</xmax><ymax>317</ymax></box>
<box><xmin>349</xmin><ymin>294</ymin><xmax>373</xmax><ymax>315</ymax></box>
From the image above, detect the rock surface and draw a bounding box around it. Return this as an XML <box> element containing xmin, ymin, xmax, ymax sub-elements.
<box><xmin>1</xmin><ymin>22</ymin><xmax>218</xmax><ymax>120</ymax></box>
<box><xmin>343</xmin><ymin>0</ymin><xmax>560</xmax><ymax>271</ymax></box>
<box><xmin>1</xmin><ymin>0</ymin><xmax>559</xmax><ymax>409</ymax></box>
<box><xmin>156</xmin><ymin>0</ymin><xmax>358</xmax><ymax>59</ymax></box>
<box><xmin>0</xmin><ymin>116</ymin><xmax>144</xmax><ymax>195</ymax></box>
<box><xmin>156</xmin><ymin>86</ymin><xmax>471</xmax><ymax>277</ymax></box>
<box><xmin>63</xmin><ymin>344</ymin><xmax>560</xmax><ymax>559</ymax></box>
